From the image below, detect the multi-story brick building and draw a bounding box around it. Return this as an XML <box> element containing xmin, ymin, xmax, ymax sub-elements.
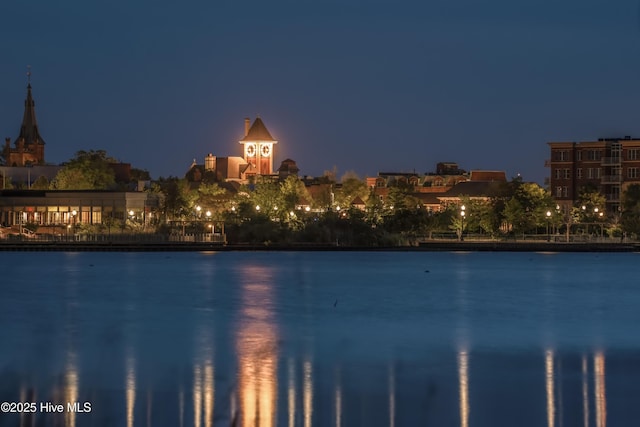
<box><xmin>547</xmin><ymin>136</ymin><xmax>640</xmax><ymax>213</ymax></box>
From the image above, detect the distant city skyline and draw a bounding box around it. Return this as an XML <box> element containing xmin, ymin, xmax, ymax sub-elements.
<box><xmin>2</xmin><ymin>0</ymin><xmax>640</xmax><ymax>184</ymax></box>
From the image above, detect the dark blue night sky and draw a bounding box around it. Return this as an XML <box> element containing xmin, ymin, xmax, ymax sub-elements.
<box><xmin>2</xmin><ymin>0</ymin><xmax>640</xmax><ymax>183</ymax></box>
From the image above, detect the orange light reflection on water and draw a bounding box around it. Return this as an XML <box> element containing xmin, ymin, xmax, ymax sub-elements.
<box><xmin>236</xmin><ymin>266</ymin><xmax>278</xmax><ymax>427</ymax></box>
<box><xmin>457</xmin><ymin>350</ymin><xmax>469</xmax><ymax>427</ymax></box>
<box><xmin>545</xmin><ymin>349</ymin><xmax>555</xmax><ymax>427</ymax></box>
<box><xmin>594</xmin><ymin>352</ymin><xmax>607</xmax><ymax>427</ymax></box>
<box><xmin>64</xmin><ymin>351</ymin><xmax>78</xmax><ymax>427</ymax></box>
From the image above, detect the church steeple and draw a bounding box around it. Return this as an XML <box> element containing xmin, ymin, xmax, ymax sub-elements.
<box><xmin>2</xmin><ymin>69</ymin><xmax>46</xmax><ymax>166</ymax></box>
<box><xmin>17</xmin><ymin>81</ymin><xmax>45</xmax><ymax>147</ymax></box>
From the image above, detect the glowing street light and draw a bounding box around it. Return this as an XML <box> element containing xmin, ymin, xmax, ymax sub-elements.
<box><xmin>71</xmin><ymin>209</ymin><xmax>78</xmax><ymax>235</ymax></box>
<box><xmin>546</xmin><ymin>210</ymin><xmax>552</xmax><ymax>242</ymax></box>
<box><xmin>594</xmin><ymin>207</ymin><xmax>604</xmax><ymax>237</ymax></box>
<box><xmin>459</xmin><ymin>205</ymin><xmax>466</xmax><ymax>242</ymax></box>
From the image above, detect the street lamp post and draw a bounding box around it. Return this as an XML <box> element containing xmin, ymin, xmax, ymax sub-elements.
<box><xmin>71</xmin><ymin>209</ymin><xmax>77</xmax><ymax>237</ymax></box>
<box><xmin>206</xmin><ymin>210</ymin><xmax>212</xmax><ymax>241</ymax></box>
<box><xmin>594</xmin><ymin>208</ymin><xmax>604</xmax><ymax>239</ymax></box>
<box><xmin>459</xmin><ymin>205</ymin><xmax>466</xmax><ymax>242</ymax></box>
<box><xmin>546</xmin><ymin>210</ymin><xmax>551</xmax><ymax>242</ymax></box>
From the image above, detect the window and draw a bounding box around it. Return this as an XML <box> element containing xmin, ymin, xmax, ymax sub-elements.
<box><xmin>555</xmin><ymin>169</ymin><xmax>561</xmax><ymax>179</ymax></box>
<box><xmin>577</xmin><ymin>168</ymin><xmax>582</xmax><ymax>179</ymax></box>
<box><xmin>562</xmin><ymin>187</ymin><xmax>568</xmax><ymax>197</ymax></box>
<box><xmin>629</xmin><ymin>149</ymin><xmax>640</xmax><ymax>160</ymax></box>
<box><xmin>576</xmin><ymin>151</ymin><xmax>582</xmax><ymax>161</ymax></box>
<box><xmin>556</xmin><ymin>186</ymin><xmax>563</xmax><ymax>198</ymax></box>
<box><xmin>596</xmin><ymin>168</ymin><xmax>601</xmax><ymax>178</ymax></box>
<box><xmin>588</xmin><ymin>150</ymin><xmax>601</xmax><ymax>161</ymax></box>
<box><xmin>612</xmin><ymin>185</ymin><xmax>621</xmax><ymax>199</ymax></box>
<box><xmin>554</xmin><ymin>150</ymin><xmax>568</xmax><ymax>161</ymax></box>
<box><xmin>629</xmin><ymin>167</ymin><xmax>639</xmax><ymax>178</ymax></box>
<box><xmin>587</xmin><ymin>168</ymin><xmax>594</xmax><ymax>179</ymax></box>
<box><xmin>563</xmin><ymin>169</ymin><xmax>571</xmax><ymax>179</ymax></box>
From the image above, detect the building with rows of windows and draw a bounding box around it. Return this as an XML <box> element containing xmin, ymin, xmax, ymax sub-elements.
<box><xmin>546</xmin><ymin>136</ymin><xmax>640</xmax><ymax>213</ymax></box>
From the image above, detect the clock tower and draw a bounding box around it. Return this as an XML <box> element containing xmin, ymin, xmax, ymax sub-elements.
<box><xmin>239</xmin><ymin>117</ymin><xmax>277</xmax><ymax>176</ymax></box>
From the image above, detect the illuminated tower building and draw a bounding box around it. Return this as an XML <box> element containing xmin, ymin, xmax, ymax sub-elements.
<box><xmin>239</xmin><ymin>117</ymin><xmax>277</xmax><ymax>176</ymax></box>
<box><xmin>2</xmin><ymin>76</ymin><xmax>46</xmax><ymax>166</ymax></box>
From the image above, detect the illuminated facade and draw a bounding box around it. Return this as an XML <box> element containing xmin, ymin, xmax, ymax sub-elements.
<box><xmin>239</xmin><ymin>117</ymin><xmax>277</xmax><ymax>177</ymax></box>
<box><xmin>0</xmin><ymin>190</ymin><xmax>153</xmax><ymax>229</ymax></box>
<box><xmin>186</xmin><ymin>117</ymin><xmax>282</xmax><ymax>184</ymax></box>
<box><xmin>2</xmin><ymin>82</ymin><xmax>46</xmax><ymax>166</ymax></box>
<box><xmin>547</xmin><ymin>136</ymin><xmax>640</xmax><ymax>213</ymax></box>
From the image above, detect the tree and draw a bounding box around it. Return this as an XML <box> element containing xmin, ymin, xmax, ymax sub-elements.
<box><xmin>248</xmin><ymin>179</ymin><xmax>284</xmax><ymax>220</ymax></box>
<box><xmin>51</xmin><ymin>150</ymin><xmax>117</xmax><ymax>190</ymax></box>
<box><xmin>364</xmin><ymin>188</ymin><xmax>384</xmax><ymax>226</ymax></box>
<box><xmin>334</xmin><ymin>172</ymin><xmax>368</xmax><ymax>209</ymax></box>
<box><xmin>501</xmin><ymin>179</ymin><xmax>554</xmax><ymax>235</ymax></box>
<box><xmin>196</xmin><ymin>182</ymin><xmax>229</xmax><ymax>218</ymax></box>
<box><xmin>155</xmin><ymin>177</ymin><xmax>198</xmax><ymax>221</ymax></box>
<box><xmin>280</xmin><ymin>175</ymin><xmax>310</xmax><ymax>212</ymax></box>
<box><xmin>621</xmin><ymin>184</ymin><xmax>640</xmax><ymax>237</ymax></box>
<box><xmin>30</xmin><ymin>175</ymin><xmax>49</xmax><ymax>190</ymax></box>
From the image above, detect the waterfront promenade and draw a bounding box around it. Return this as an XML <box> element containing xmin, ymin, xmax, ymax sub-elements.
<box><xmin>0</xmin><ymin>239</ymin><xmax>637</xmax><ymax>252</ymax></box>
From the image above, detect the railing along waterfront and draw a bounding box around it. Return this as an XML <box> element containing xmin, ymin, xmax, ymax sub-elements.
<box><xmin>0</xmin><ymin>232</ymin><xmax>226</xmax><ymax>244</ymax></box>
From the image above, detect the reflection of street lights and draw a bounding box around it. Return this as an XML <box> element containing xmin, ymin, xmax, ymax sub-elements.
<box><xmin>546</xmin><ymin>210</ymin><xmax>551</xmax><ymax>242</ymax></box>
<box><xmin>459</xmin><ymin>205</ymin><xmax>466</xmax><ymax>242</ymax></box>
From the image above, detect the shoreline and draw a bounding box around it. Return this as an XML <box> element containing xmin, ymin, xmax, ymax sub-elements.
<box><xmin>0</xmin><ymin>241</ymin><xmax>638</xmax><ymax>252</ymax></box>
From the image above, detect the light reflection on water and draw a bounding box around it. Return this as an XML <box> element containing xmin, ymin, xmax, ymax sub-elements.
<box><xmin>0</xmin><ymin>251</ymin><xmax>636</xmax><ymax>426</ymax></box>
<box><xmin>458</xmin><ymin>348</ymin><xmax>469</xmax><ymax>427</ymax></box>
<box><xmin>236</xmin><ymin>265</ymin><xmax>278</xmax><ymax>427</ymax></box>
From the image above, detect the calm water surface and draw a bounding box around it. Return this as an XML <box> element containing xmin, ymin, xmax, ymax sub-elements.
<box><xmin>0</xmin><ymin>251</ymin><xmax>639</xmax><ymax>426</ymax></box>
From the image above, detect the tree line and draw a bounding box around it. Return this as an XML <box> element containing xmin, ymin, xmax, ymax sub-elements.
<box><xmin>9</xmin><ymin>150</ymin><xmax>640</xmax><ymax>244</ymax></box>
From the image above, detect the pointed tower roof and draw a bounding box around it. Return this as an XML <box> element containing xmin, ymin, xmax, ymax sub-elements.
<box><xmin>240</xmin><ymin>117</ymin><xmax>276</xmax><ymax>142</ymax></box>
<box><xmin>16</xmin><ymin>83</ymin><xmax>45</xmax><ymax>145</ymax></box>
